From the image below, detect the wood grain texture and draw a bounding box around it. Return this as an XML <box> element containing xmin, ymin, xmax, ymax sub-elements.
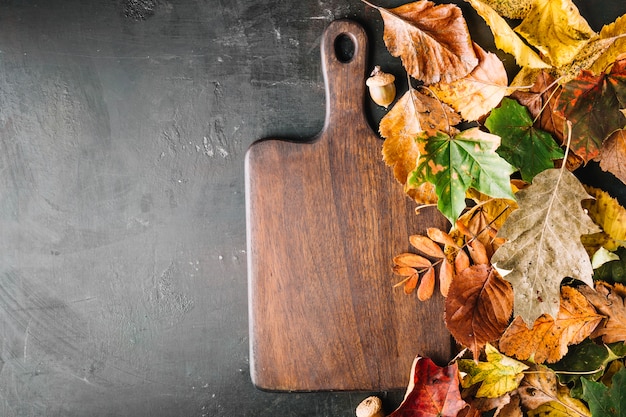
<box><xmin>245</xmin><ymin>20</ymin><xmax>453</xmax><ymax>392</ymax></box>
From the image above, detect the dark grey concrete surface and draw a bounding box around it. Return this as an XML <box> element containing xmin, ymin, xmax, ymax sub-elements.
<box><xmin>0</xmin><ymin>0</ymin><xmax>624</xmax><ymax>416</ymax></box>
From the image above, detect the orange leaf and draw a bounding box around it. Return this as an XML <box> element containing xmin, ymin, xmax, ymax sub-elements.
<box><xmin>468</xmin><ymin>239</ymin><xmax>489</xmax><ymax>265</ymax></box>
<box><xmin>375</xmin><ymin>0</ymin><xmax>478</xmax><ymax>85</ymax></box>
<box><xmin>579</xmin><ymin>281</ymin><xmax>626</xmax><ymax>344</ymax></box>
<box><xmin>418</xmin><ymin>267</ymin><xmax>436</xmax><ymax>301</ymax></box>
<box><xmin>455</xmin><ymin>249</ymin><xmax>471</xmax><ymax>274</ymax></box>
<box><xmin>410</xmin><ymin>234</ymin><xmax>445</xmax><ymax>258</ymax></box>
<box><xmin>427</xmin><ymin>227</ymin><xmax>460</xmax><ymax>248</ymax></box>
<box><xmin>499</xmin><ymin>286</ymin><xmax>604</xmax><ymax>363</ymax></box>
<box><xmin>445</xmin><ymin>265</ymin><xmax>514</xmax><ymax>361</ymax></box>
<box><xmin>439</xmin><ymin>258</ymin><xmax>454</xmax><ymax>297</ymax></box>
<box><xmin>404</xmin><ymin>274</ymin><xmax>419</xmax><ymax>295</ymax></box>
<box><xmin>394</xmin><ymin>253</ymin><xmax>432</xmax><ymax>269</ymax></box>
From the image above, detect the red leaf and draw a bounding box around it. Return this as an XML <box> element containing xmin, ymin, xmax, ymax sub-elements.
<box><xmin>389</xmin><ymin>357</ymin><xmax>467</xmax><ymax>417</ymax></box>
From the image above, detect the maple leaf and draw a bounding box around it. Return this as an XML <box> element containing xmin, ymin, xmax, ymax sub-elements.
<box><xmin>580</xmin><ymin>367</ymin><xmax>626</xmax><ymax>417</ymax></box>
<box><xmin>556</xmin><ymin>60</ymin><xmax>626</xmax><ymax>162</ymax></box>
<box><xmin>464</xmin><ymin>0</ymin><xmax>550</xmax><ymax>69</ymax></box>
<box><xmin>458</xmin><ymin>344</ymin><xmax>528</xmax><ymax>398</ymax></box>
<box><xmin>597</xmin><ymin>129</ymin><xmax>626</xmax><ymax>186</ymax></box>
<box><xmin>389</xmin><ymin>357</ymin><xmax>467</xmax><ymax>417</ymax></box>
<box><xmin>445</xmin><ymin>265</ymin><xmax>514</xmax><ymax>360</ymax></box>
<box><xmin>381</xmin><ymin>89</ymin><xmax>460</xmax><ymax>204</ymax></box>
<box><xmin>582</xmin><ymin>186</ymin><xmax>626</xmax><ymax>251</ymax></box>
<box><xmin>518</xmin><ymin>364</ymin><xmax>591</xmax><ymax>417</ymax></box>
<box><xmin>368</xmin><ymin>0</ymin><xmax>478</xmax><ymax>85</ymax></box>
<box><xmin>499</xmin><ymin>286</ymin><xmax>603</xmax><ymax>364</ymax></box>
<box><xmin>491</xmin><ymin>169</ymin><xmax>601</xmax><ymax>324</ymax></box>
<box><xmin>409</xmin><ymin>128</ymin><xmax>516</xmax><ymax>224</ymax></box>
<box><xmin>430</xmin><ymin>43</ymin><xmax>509</xmax><ymax>122</ymax></box>
<box><xmin>485</xmin><ymin>97</ymin><xmax>564</xmax><ymax>183</ymax></box>
<box><xmin>514</xmin><ymin>0</ymin><xmax>595</xmax><ymax>68</ymax></box>
<box><xmin>579</xmin><ymin>282</ymin><xmax>626</xmax><ymax>344</ymax></box>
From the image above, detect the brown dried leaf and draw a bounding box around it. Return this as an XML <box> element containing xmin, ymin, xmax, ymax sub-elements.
<box><xmin>455</xmin><ymin>249</ymin><xmax>471</xmax><ymax>274</ymax></box>
<box><xmin>404</xmin><ymin>274</ymin><xmax>419</xmax><ymax>295</ymax></box>
<box><xmin>579</xmin><ymin>281</ymin><xmax>626</xmax><ymax>344</ymax></box>
<box><xmin>597</xmin><ymin>129</ymin><xmax>626</xmax><ymax>186</ymax></box>
<box><xmin>430</xmin><ymin>43</ymin><xmax>509</xmax><ymax>121</ymax></box>
<box><xmin>499</xmin><ymin>286</ymin><xmax>604</xmax><ymax>363</ymax></box>
<box><xmin>469</xmin><ymin>239</ymin><xmax>489</xmax><ymax>265</ymax></box>
<box><xmin>377</xmin><ymin>0</ymin><xmax>478</xmax><ymax>84</ymax></box>
<box><xmin>418</xmin><ymin>267</ymin><xmax>436</xmax><ymax>301</ymax></box>
<box><xmin>445</xmin><ymin>265</ymin><xmax>514</xmax><ymax>361</ymax></box>
<box><xmin>409</xmin><ymin>234</ymin><xmax>445</xmax><ymax>258</ymax></box>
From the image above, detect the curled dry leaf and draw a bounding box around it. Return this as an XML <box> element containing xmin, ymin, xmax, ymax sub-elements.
<box><xmin>597</xmin><ymin>129</ymin><xmax>626</xmax><ymax>186</ymax></box>
<box><xmin>578</xmin><ymin>281</ymin><xmax>626</xmax><ymax>344</ymax></box>
<box><xmin>498</xmin><ymin>286</ymin><xmax>604</xmax><ymax>364</ymax></box>
<box><xmin>429</xmin><ymin>43</ymin><xmax>509</xmax><ymax>122</ymax></box>
<box><xmin>445</xmin><ymin>265</ymin><xmax>514</xmax><ymax>361</ymax></box>
<box><xmin>375</xmin><ymin>0</ymin><xmax>478</xmax><ymax>85</ymax></box>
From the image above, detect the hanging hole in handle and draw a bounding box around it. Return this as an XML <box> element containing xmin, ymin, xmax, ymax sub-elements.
<box><xmin>334</xmin><ymin>33</ymin><xmax>355</xmax><ymax>63</ymax></box>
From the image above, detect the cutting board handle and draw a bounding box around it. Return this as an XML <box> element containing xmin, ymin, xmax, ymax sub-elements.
<box><xmin>320</xmin><ymin>20</ymin><xmax>369</xmax><ymax>133</ymax></box>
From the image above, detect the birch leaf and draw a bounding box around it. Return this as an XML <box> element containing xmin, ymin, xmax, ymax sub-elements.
<box><xmin>464</xmin><ymin>0</ymin><xmax>550</xmax><ymax>69</ymax></box>
<box><xmin>430</xmin><ymin>43</ymin><xmax>509</xmax><ymax>122</ymax></box>
<box><xmin>514</xmin><ymin>0</ymin><xmax>595</xmax><ymax>68</ymax></box>
<box><xmin>491</xmin><ymin>169</ymin><xmax>601</xmax><ymax>324</ymax></box>
<box><xmin>376</xmin><ymin>0</ymin><xmax>478</xmax><ymax>84</ymax></box>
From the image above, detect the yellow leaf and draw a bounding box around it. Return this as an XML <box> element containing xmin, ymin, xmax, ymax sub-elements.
<box><xmin>480</xmin><ymin>0</ymin><xmax>534</xmax><ymax>19</ymax></box>
<box><xmin>589</xmin><ymin>13</ymin><xmax>626</xmax><ymax>74</ymax></box>
<box><xmin>458</xmin><ymin>344</ymin><xmax>529</xmax><ymax>398</ymax></box>
<box><xmin>514</xmin><ymin>0</ymin><xmax>596</xmax><ymax>68</ymax></box>
<box><xmin>430</xmin><ymin>43</ymin><xmax>509</xmax><ymax>121</ymax></box>
<box><xmin>556</xmin><ymin>36</ymin><xmax>621</xmax><ymax>82</ymax></box>
<box><xmin>582</xmin><ymin>186</ymin><xmax>626</xmax><ymax>250</ymax></box>
<box><xmin>465</xmin><ymin>0</ymin><xmax>550</xmax><ymax>69</ymax></box>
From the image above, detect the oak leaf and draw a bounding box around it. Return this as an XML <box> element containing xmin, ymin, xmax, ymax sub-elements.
<box><xmin>381</xmin><ymin>89</ymin><xmax>460</xmax><ymax>204</ymax></box>
<box><xmin>458</xmin><ymin>344</ymin><xmax>528</xmax><ymax>398</ymax></box>
<box><xmin>514</xmin><ymin>0</ymin><xmax>595</xmax><ymax>68</ymax></box>
<box><xmin>375</xmin><ymin>0</ymin><xmax>478</xmax><ymax>85</ymax></box>
<box><xmin>464</xmin><ymin>0</ymin><xmax>550</xmax><ymax>69</ymax></box>
<box><xmin>409</xmin><ymin>128</ymin><xmax>516</xmax><ymax>224</ymax></box>
<box><xmin>556</xmin><ymin>60</ymin><xmax>626</xmax><ymax>162</ymax></box>
<box><xmin>578</xmin><ymin>282</ymin><xmax>626</xmax><ymax>344</ymax></box>
<box><xmin>485</xmin><ymin>97</ymin><xmax>564</xmax><ymax>183</ymax></box>
<box><xmin>582</xmin><ymin>186</ymin><xmax>626</xmax><ymax>250</ymax></box>
<box><xmin>518</xmin><ymin>365</ymin><xmax>591</xmax><ymax>417</ymax></box>
<box><xmin>491</xmin><ymin>169</ymin><xmax>600</xmax><ymax>324</ymax></box>
<box><xmin>445</xmin><ymin>265</ymin><xmax>514</xmax><ymax>360</ymax></box>
<box><xmin>597</xmin><ymin>129</ymin><xmax>626</xmax><ymax>186</ymax></box>
<box><xmin>499</xmin><ymin>286</ymin><xmax>603</xmax><ymax>364</ymax></box>
<box><xmin>430</xmin><ymin>43</ymin><xmax>509</xmax><ymax>122</ymax></box>
<box><xmin>389</xmin><ymin>357</ymin><xmax>467</xmax><ymax>417</ymax></box>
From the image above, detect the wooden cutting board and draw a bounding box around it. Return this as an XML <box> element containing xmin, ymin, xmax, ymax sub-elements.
<box><xmin>245</xmin><ymin>19</ymin><xmax>453</xmax><ymax>392</ymax></box>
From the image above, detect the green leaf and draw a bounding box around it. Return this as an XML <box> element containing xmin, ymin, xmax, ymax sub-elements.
<box><xmin>409</xmin><ymin>128</ymin><xmax>516</xmax><ymax>224</ymax></box>
<box><xmin>549</xmin><ymin>339</ymin><xmax>615</xmax><ymax>385</ymax></box>
<box><xmin>595</xmin><ymin>247</ymin><xmax>626</xmax><ymax>284</ymax></box>
<box><xmin>458</xmin><ymin>343</ymin><xmax>529</xmax><ymax>398</ymax></box>
<box><xmin>485</xmin><ymin>97</ymin><xmax>564</xmax><ymax>182</ymax></box>
<box><xmin>581</xmin><ymin>367</ymin><xmax>626</xmax><ymax>417</ymax></box>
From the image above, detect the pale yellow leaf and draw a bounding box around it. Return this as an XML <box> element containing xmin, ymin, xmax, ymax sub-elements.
<box><xmin>480</xmin><ymin>0</ymin><xmax>534</xmax><ymax>19</ymax></box>
<box><xmin>464</xmin><ymin>0</ymin><xmax>550</xmax><ymax>69</ymax></box>
<box><xmin>582</xmin><ymin>186</ymin><xmax>626</xmax><ymax>250</ymax></box>
<box><xmin>589</xmin><ymin>13</ymin><xmax>626</xmax><ymax>74</ymax></box>
<box><xmin>515</xmin><ymin>0</ymin><xmax>596</xmax><ymax>68</ymax></box>
<box><xmin>430</xmin><ymin>43</ymin><xmax>509</xmax><ymax>121</ymax></box>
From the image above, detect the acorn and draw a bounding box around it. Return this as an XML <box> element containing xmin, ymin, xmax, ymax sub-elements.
<box><xmin>366</xmin><ymin>66</ymin><xmax>396</xmax><ymax>109</ymax></box>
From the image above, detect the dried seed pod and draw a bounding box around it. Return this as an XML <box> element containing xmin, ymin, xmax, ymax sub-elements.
<box><xmin>366</xmin><ymin>66</ymin><xmax>396</xmax><ymax>108</ymax></box>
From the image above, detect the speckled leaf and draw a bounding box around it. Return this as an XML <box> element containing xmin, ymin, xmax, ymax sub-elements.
<box><xmin>589</xmin><ymin>13</ymin><xmax>626</xmax><ymax>74</ymax></box>
<box><xmin>514</xmin><ymin>0</ymin><xmax>595</xmax><ymax>68</ymax></box>
<box><xmin>491</xmin><ymin>169</ymin><xmax>601</xmax><ymax>324</ymax></box>
<box><xmin>409</xmin><ymin>128</ymin><xmax>515</xmax><ymax>224</ymax></box>
<box><xmin>485</xmin><ymin>98</ymin><xmax>564</xmax><ymax>182</ymax></box>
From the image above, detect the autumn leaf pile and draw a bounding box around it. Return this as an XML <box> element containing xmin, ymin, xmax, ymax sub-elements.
<box><xmin>360</xmin><ymin>0</ymin><xmax>626</xmax><ymax>415</ymax></box>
